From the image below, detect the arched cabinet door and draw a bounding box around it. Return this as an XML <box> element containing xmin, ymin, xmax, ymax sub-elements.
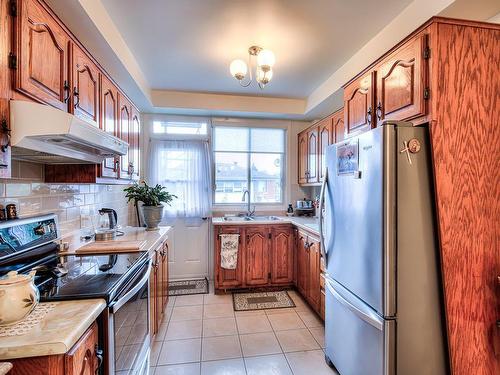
<box><xmin>15</xmin><ymin>0</ymin><xmax>70</xmax><ymax>110</ymax></box>
<box><xmin>318</xmin><ymin>119</ymin><xmax>331</xmax><ymax>182</ymax></box>
<box><xmin>344</xmin><ymin>72</ymin><xmax>375</xmax><ymax>137</ymax></box>
<box><xmin>375</xmin><ymin>34</ymin><xmax>427</xmax><ymax>122</ymax></box>
<box><xmin>71</xmin><ymin>45</ymin><xmax>99</xmax><ymax>125</ymax></box>
<box><xmin>307</xmin><ymin>127</ymin><xmax>319</xmax><ymax>183</ymax></box>
<box><xmin>245</xmin><ymin>227</ymin><xmax>271</xmax><ymax>286</ymax></box>
<box><xmin>298</xmin><ymin>132</ymin><xmax>308</xmax><ymax>184</ymax></box>
<box><xmin>100</xmin><ymin>75</ymin><xmax>119</xmax><ymax>178</ymax></box>
<box><xmin>270</xmin><ymin>226</ymin><xmax>294</xmax><ymax>284</ymax></box>
<box><xmin>118</xmin><ymin>93</ymin><xmax>132</xmax><ymax>180</ymax></box>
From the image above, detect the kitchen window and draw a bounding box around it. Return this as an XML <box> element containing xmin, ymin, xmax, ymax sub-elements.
<box><xmin>213</xmin><ymin>126</ymin><xmax>285</xmax><ymax>204</ymax></box>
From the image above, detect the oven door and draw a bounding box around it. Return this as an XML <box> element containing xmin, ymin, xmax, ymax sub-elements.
<box><xmin>108</xmin><ymin>258</ymin><xmax>151</xmax><ymax>375</ymax></box>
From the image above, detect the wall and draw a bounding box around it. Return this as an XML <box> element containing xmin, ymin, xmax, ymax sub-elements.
<box><xmin>0</xmin><ymin>160</ymin><xmax>135</xmax><ymax>237</ymax></box>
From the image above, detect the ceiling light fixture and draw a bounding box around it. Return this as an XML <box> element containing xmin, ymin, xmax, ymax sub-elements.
<box><xmin>230</xmin><ymin>46</ymin><xmax>275</xmax><ymax>89</ymax></box>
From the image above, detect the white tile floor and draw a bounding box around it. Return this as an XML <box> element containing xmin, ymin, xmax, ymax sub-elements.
<box><xmin>149</xmin><ymin>287</ymin><xmax>337</xmax><ymax>375</ymax></box>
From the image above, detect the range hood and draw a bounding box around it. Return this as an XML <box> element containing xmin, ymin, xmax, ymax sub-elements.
<box><xmin>9</xmin><ymin>100</ymin><xmax>128</xmax><ymax>164</ymax></box>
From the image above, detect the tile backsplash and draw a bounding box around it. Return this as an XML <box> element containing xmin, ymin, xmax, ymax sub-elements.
<box><xmin>0</xmin><ymin>180</ymin><xmax>136</xmax><ymax>237</ymax></box>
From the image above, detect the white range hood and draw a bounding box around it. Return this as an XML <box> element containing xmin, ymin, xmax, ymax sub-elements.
<box><xmin>9</xmin><ymin>100</ymin><xmax>128</xmax><ymax>164</ymax></box>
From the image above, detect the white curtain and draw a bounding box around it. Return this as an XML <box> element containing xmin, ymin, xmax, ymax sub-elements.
<box><xmin>148</xmin><ymin>140</ymin><xmax>212</xmax><ymax>226</ymax></box>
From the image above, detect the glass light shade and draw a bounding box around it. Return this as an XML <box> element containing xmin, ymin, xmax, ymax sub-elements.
<box><xmin>257</xmin><ymin>49</ymin><xmax>275</xmax><ymax>70</ymax></box>
<box><xmin>230</xmin><ymin>59</ymin><xmax>247</xmax><ymax>80</ymax></box>
<box><xmin>257</xmin><ymin>68</ymin><xmax>273</xmax><ymax>84</ymax></box>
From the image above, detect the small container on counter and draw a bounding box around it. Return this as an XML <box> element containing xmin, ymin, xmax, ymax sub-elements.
<box><xmin>0</xmin><ymin>206</ymin><xmax>6</xmax><ymax>221</ymax></box>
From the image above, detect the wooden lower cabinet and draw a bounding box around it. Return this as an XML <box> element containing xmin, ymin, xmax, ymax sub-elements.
<box><xmin>10</xmin><ymin>322</ymin><xmax>101</xmax><ymax>375</ymax></box>
<box><xmin>215</xmin><ymin>225</ymin><xmax>294</xmax><ymax>291</ymax></box>
<box><xmin>245</xmin><ymin>226</ymin><xmax>271</xmax><ymax>286</ymax></box>
<box><xmin>295</xmin><ymin>231</ymin><xmax>322</xmax><ymax>316</ymax></box>
<box><xmin>150</xmin><ymin>239</ymin><xmax>169</xmax><ymax>337</ymax></box>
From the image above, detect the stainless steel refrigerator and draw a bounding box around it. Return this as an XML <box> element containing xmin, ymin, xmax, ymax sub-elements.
<box><xmin>319</xmin><ymin>121</ymin><xmax>448</xmax><ymax>375</ymax></box>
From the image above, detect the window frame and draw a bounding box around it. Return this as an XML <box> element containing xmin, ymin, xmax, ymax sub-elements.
<box><xmin>212</xmin><ymin>126</ymin><xmax>286</xmax><ymax>206</ymax></box>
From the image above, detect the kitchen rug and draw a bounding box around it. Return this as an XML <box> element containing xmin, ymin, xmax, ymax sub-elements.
<box><xmin>232</xmin><ymin>291</ymin><xmax>295</xmax><ymax>311</ymax></box>
<box><xmin>168</xmin><ymin>277</ymin><xmax>209</xmax><ymax>296</ymax></box>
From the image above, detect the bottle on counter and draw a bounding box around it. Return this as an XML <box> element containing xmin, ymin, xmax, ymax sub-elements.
<box><xmin>287</xmin><ymin>204</ymin><xmax>294</xmax><ymax>216</ymax></box>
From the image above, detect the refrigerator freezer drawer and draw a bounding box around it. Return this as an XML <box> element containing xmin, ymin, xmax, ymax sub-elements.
<box><xmin>325</xmin><ymin>279</ymin><xmax>395</xmax><ymax>375</ymax></box>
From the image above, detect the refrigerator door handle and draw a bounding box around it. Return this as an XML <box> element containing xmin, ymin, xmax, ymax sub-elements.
<box><xmin>326</xmin><ymin>278</ymin><xmax>384</xmax><ymax>331</ymax></box>
<box><xmin>319</xmin><ymin>167</ymin><xmax>328</xmax><ymax>260</ymax></box>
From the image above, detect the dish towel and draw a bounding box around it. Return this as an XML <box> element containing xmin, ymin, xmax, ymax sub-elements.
<box><xmin>220</xmin><ymin>234</ymin><xmax>240</xmax><ymax>270</ymax></box>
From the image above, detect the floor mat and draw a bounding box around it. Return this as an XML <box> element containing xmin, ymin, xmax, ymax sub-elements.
<box><xmin>168</xmin><ymin>277</ymin><xmax>209</xmax><ymax>296</ymax></box>
<box><xmin>232</xmin><ymin>290</ymin><xmax>296</xmax><ymax>311</ymax></box>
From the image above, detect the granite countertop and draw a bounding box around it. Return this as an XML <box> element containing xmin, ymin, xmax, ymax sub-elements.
<box><xmin>60</xmin><ymin>226</ymin><xmax>172</xmax><ymax>256</ymax></box>
<box><xmin>0</xmin><ymin>299</ymin><xmax>106</xmax><ymax>360</ymax></box>
<box><xmin>212</xmin><ymin>216</ymin><xmax>320</xmax><ymax>236</ymax></box>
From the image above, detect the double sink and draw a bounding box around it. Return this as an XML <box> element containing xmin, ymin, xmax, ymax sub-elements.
<box><xmin>222</xmin><ymin>215</ymin><xmax>281</xmax><ymax>222</ymax></box>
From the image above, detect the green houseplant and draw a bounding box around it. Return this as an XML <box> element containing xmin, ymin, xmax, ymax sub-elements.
<box><xmin>124</xmin><ymin>181</ymin><xmax>177</xmax><ymax>230</ymax></box>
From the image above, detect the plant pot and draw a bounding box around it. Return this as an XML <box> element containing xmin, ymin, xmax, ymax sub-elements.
<box><xmin>142</xmin><ymin>205</ymin><xmax>164</xmax><ymax>231</ymax></box>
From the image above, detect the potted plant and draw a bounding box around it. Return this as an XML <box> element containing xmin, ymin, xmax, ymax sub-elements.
<box><xmin>124</xmin><ymin>181</ymin><xmax>177</xmax><ymax>230</ymax></box>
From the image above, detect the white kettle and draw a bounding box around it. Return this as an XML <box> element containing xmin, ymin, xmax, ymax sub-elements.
<box><xmin>0</xmin><ymin>270</ymin><xmax>39</xmax><ymax>326</ymax></box>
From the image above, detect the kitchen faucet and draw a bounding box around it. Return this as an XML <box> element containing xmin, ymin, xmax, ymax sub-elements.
<box><xmin>241</xmin><ymin>190</ymin><xmax>255</xmax><ymax>217</ymax></box>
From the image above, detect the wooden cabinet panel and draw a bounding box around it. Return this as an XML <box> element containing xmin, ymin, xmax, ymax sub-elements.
<box><xmin>149</xmin><ymin>250</ymin><xmax>159</xmax><ymax>336</ymax></box>
<box><xmin>130</xmin><ymin>106</ymin><xmax>141</xmax><ymax>180</ymax></box>
<box><xmin>100</xmin><ymin>75</ymin><xmax>119</xmax><ymax>179</ymax></box>
<box><xmin>296</xmin><ymin>233</ymin><xmax>308</xmax><ymax>296</ymax></box>
<box><xmin>270</xmin><ymin>226</ymin><xmax>294</xmax><ymax>284</ymax></box>
<box><xmin>306</xmin><ymin>127</ymin><xmax>319</xmax><ymax>183</ymax></box>
<box><xmin>320</xmin><ymin>290</ymin><xmax>325</xmax><ymax>321</ymax></box>
<box><xmin>64</xmin><ymin>322</ymin><xmax>99</xmax><ymax>375</ymax></box>
<box><xmin>215</xmin><ymin>226</ymin><xmax>244</xmax><ymax>289</ymax></box>
<box><xmin>15</xmin><ymin>0</ymin><xmax>70</xmax><ymax>110</ymax></box>
<box><xmin>71</xmin><ymin>44</ymin><xmax>99</xmax><ymax>125</ymax></box>
<box><xmin>307</xmin><ymin>239</ymin><xmax>321</xmax><ymax>311</ymax></box>
<box><xmin>375</xmin><ymin>34</ymin><xmax>427</xmax><ymax>123</ymax></box>
<box><xmin>318</xmin><ymin>119</ymin><xmax>331</xmax><ymax>181</ymax></box>
<box><xmin>344</xmin><ymin>72</ymin><xmax>375</xmax><ymax>136</ymax></box>
<box><xmin>332</xmin><ymin>108</ymin><xmax>345</xmax><ymax>143</ymax></box>
<box><xmin>245</xmin><ymin>227</ymin><xmax>270</xmax><ymax>286</ymax></box>
<box><xmin>161</xmin><ymin>241</ymin><xmax>169</xmax><ymax>311</ymax></box>
<box><xmin>298</xmin><ymin>132</ymin><xmax>308</xmax><ymax>184</ymax></box>
<box><xmin>118</xmin><ymin>93</ymin><xmax>132</xmax><ymax>180</ymax></box>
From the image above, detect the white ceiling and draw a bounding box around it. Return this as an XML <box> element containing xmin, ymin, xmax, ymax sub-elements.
<box><xmin>100</xmin><ymin>0</ymin><xmax>411</xmax><ymax>98</ymax></box>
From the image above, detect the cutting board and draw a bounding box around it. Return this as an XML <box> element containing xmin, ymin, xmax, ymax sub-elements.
<box><xmin>76</xmin><ymin>240</ymin><xmax>147</xmax><ymax>254</ymax></box>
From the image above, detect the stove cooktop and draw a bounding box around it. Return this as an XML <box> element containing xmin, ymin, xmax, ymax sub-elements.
<box><xmin>36</xmin><ymin>252</ymin><xmax>147</xmax><ymax>303</ymax></box>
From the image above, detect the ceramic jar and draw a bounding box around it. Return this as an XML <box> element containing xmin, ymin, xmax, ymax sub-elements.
<box><xmin>0</xmin><ymin>270</ymin><xmax>39</xmax><ymax>325</ymax></box>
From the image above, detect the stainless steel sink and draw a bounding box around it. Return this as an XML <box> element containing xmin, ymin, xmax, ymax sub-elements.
<box><xmin>251</xmin><ymin>216</ymin><xmax>281</xmax><ymax>221</ymax></box>
<box><xmin>221</xmin><ymin>215</ymin><xmax>281</xmax><ymax>222</ymax></box>
<box><xmin>222</xmin><ymin>216</ymin><xmax>254</xmax><ymax>222</ymax></box>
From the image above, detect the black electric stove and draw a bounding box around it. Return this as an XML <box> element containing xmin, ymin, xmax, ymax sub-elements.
<box><xmin>0</xmin><ymin>214</ymin><xmax>147</xmax><ymax>303</ymax></box>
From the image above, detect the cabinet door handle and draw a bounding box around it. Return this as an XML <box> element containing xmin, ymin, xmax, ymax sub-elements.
<box><xmin>376</xmin><ymin>102</ymin><xmax>382</xmax><ymax>121</ymax></box>
<box><xmin>73</xmin><ymin>88</ymin><xmax>80</xmax><ymax>108</ymax></box>
<box><xmin>366</xmin><ymin>106</ymin><xmax>372</xmax><ymax>125</ymax></box>
<box><xmin>63</xmin><ymin>81</ymin><xmax>70</xmax><ymax>103</ymax></box>
<box><xmin>95</xmin><ymin>345</ymin><xmax>103</xmax><ymax>374</ymax></box>
<box><xmin>114</xmin><ymin>159</ymin><xmax>119</xmax><ymax>172</ymax></box>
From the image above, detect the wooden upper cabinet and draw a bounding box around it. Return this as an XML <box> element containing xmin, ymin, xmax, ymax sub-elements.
<box><xmin>298</xmin><ymin>132</ymin><xmax>308</xmax><ymax>184</ymax></box>
<box><xmin>15</xmin><ymin>0</ymin><xmax>70</xmax><ymax>110</ymax></box>
<box><xmin>118</xmin><ymin>93</ymin><xmax>132</xmax><ymax>180</ymax></box>
<box><xmin>332</xmin><ymin>108</ymin><xmax>345</xmax><ymax>143</ymax></box>
<box><xmin>306</xmin><ymin>127</ymin><xmax>319</xmax><ymax>183</ymax></box>
<box><xmin>100</xmin><ymin>75</ymin><xmax>119</xmax><ymax>179</ymax></box>
<box><xmin>270</xmin><ymin>226</ymin><xmax>294</xmax><ymax>284</ymax></box>
<box><xmin>71</xmin><ymin>44</ymin><xmax>99</xmax><ymax>125</ymax></box>
<box><xmin>375</xmin><ymin>34</ymin><xmax>427</xmax><ymax>123</ymax></box>
<box><xmin>130</xmin><ymin>106</ymin><xmax>141</xmax><ymax>180</ymax></box>
<box><xmin>344</xmin><ymin>72</ymin><xmax>375</xmax><ymax>137</ymax></box>
<box><xmin>245</xmin><ymin>227</ymin><xmax>270</xmax><ymax>286</ymax></box>
<box><xmin>318</xmin><ymin>119</ymin><xmax>332</xmax><ymax>182</ymax></box>
<box><xmin>64</xmin><ymin>322</ymin><xmax>99</xmax><ymax>375</ymax></box>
